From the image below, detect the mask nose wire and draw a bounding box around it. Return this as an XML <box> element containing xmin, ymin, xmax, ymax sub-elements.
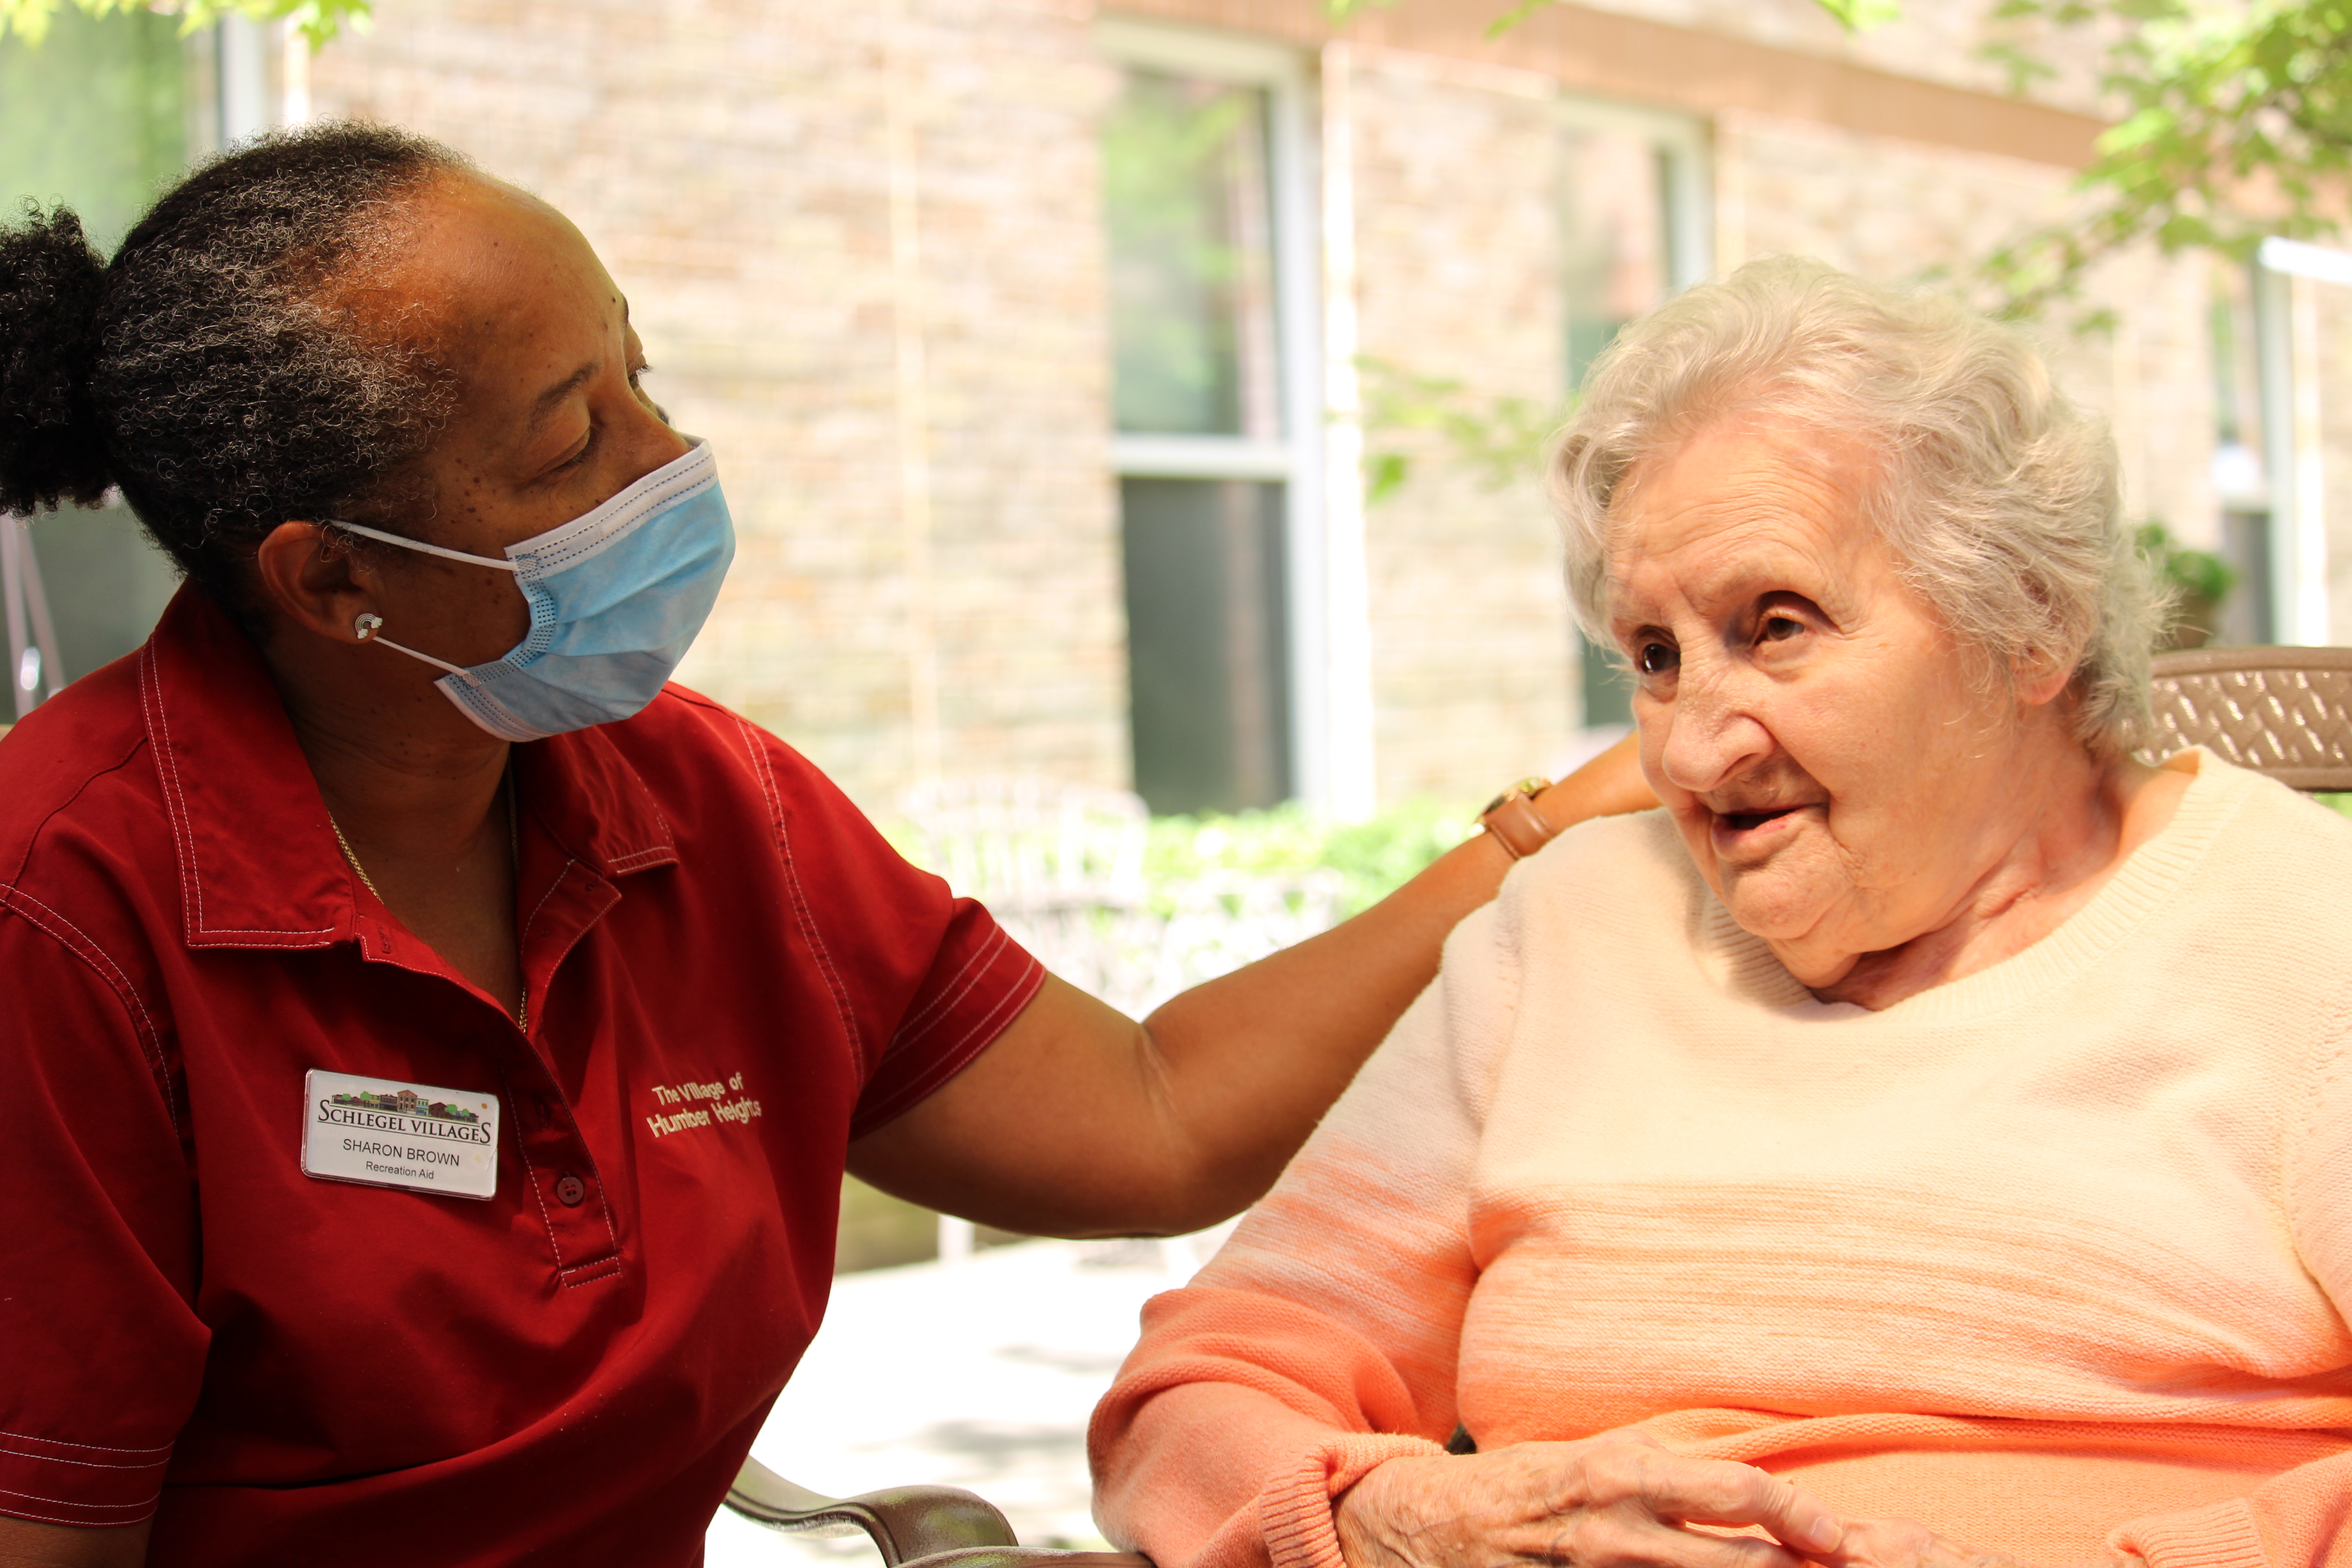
<box><xmin>326</xmin><ymin>518</ymin><xmax>520</xmax><ymax>676</ymax></box>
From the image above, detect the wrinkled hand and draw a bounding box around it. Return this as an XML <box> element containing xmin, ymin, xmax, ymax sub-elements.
<box><xmin>1812</xmin><ymin>1517</ymin><xmax>2132</xmax><ymax>1568</ymax></box>
<box><xmin>1335</xmin><ymin>1432</ymin><xmax>1844</xmax><ymax>1568</ymax></box>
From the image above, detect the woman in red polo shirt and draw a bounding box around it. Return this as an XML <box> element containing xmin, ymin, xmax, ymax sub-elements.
<box><xmin>0</xmin><ymin>126</ymin><xmax>1648</xmax><ymax>1567</ymax></box>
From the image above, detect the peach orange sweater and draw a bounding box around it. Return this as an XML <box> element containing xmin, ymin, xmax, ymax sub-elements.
<box><xmin>1091</xmin><ymin>752</ymin><xmax>2352</xmax><ymax>1568</ymax></box>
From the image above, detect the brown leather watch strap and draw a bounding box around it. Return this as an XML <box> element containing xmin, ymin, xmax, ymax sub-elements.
<box><xmin>1479</xmin><ymin>778</ymin><xmax>1559</xmax><ymax>861</ymax></box>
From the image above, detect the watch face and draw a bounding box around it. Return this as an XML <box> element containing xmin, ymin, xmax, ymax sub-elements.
<box><xmin>1481</xmin><ymin>778</ymin><xmax>1550</xmax><ymax>816</ymax></box>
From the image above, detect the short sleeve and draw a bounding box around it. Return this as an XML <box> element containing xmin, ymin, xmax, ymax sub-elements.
<box><xmin>850</xmin><ymin>902</ymin><xmax>1043</xmax><ymax>1136</ymax></box>
<box><xmin>0</xmin><ymin>889</ymin><xmax>208</xmax><ymax>1527</ymax></box>
<box><xmin>742</xmin><ymin>733</ymin><xmax>1043</xmax><ymax>1140</ymax></box>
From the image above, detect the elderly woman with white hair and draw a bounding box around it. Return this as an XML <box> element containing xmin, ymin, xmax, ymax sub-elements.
<box><xmin>1088</xmin><ymin>256</ymin><xmax>2352</xmax><ymax>1568</ymax></box>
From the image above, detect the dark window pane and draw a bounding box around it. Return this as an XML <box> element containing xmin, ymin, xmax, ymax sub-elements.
<box><xmin>1105</xmin><ymin>69</ymin><xmax>1280</xmax><ymax>438</ymax></box>
<box><xmin>1579</xmin><ymin>632</ymin><xmax>1632</xmax><ymax>729</ymax></box>
<box><xmin>1121</xmin><ymin>478</ymin><xmax>1291</xmax><ymax>813</ymax></box>
<box><xmin>2216</xmin><ymin>511</ymin><xmax>2274</xmax><ymax>646</ymax></box>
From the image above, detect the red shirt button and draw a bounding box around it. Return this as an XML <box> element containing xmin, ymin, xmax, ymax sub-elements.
<box><xmin>555</xmin><ymin>1174</ymin><xmax>587</xmax><ymax>1207</ymax></box>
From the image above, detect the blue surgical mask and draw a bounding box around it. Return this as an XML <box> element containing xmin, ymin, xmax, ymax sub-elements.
<box><xmin>333</xmin><ymin>440</ymin><xmax>735</xmax><ymax>742</ymax></box>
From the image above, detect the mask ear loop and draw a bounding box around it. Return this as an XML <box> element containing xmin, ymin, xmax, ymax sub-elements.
<box><xmin>351</xmin><ymin>609</ymin><xmax>467</xmax><ymax>675</ymax></box>
<box><xmin>333</xmin><ymin>522</ymin><xmax>508</xmax><ymax>677</ymax></box>
<box><xmin>360</xmin><ymin>623</ymin><xmax>470</xmax><ymax>676</ymax></box>
<box><xmin>329</xmin><ymin>518</ymin><xmax>522</xmax><ymax>573</ymax></box>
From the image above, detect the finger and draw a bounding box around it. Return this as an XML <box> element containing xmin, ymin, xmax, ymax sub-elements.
<box><xmin>1514</xmin><ymin>1511</ymin><xmax>1809</xmax><ymax>1568</ymax></box>
<box><xmin>1678</xmin><ymin>1530</ymin><xmax>1819</xmax><ymax>1568</ymax></box>
<box><xmin>1579</xmin><ymin>1449</ymin><xmax>1843</xmax><ymax>1554</ymax></box>
<box><xmin>1683</xmin><ymin>1478</ymin><xmax>1844</xmax><ymax>1554</ymax></box>
<box><xmin>1804</xmin><ymin>1518</ymin><xmax>1958</xmax><ymax>1568</ymax></box>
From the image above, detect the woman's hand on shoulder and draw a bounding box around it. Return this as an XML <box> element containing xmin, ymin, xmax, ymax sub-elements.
<box><xmin>1335</xmin><ymin>1432</ymin><xmax>1842</xmax><ymax>1568</ymax></box>
<box><xmin>1536</xmin><ymin>733</ymin><xmax>1657</xmax><ymax>831</ymax></box>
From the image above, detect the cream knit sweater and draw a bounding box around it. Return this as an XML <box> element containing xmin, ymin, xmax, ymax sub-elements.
<box><xmin>1091</xmin><ymin>752</ymin><xmax>2352</xmax><ymax>1568</ymax></box>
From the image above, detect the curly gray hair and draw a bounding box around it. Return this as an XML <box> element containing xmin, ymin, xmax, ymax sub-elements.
<box><xmin>1551</xmin><ymin>256</ymin><xmax>2162</xmax><ymax>757</ymax></box>
<box><xmin>0</xmin><ymin>123</ymin><xmax>466</xmax><ymax>620</ymax></box>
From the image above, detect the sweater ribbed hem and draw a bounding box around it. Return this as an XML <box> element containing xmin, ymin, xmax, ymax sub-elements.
<box><xmin>2109</xmin><ymin>1497</ymin><xmax>2269</xmax><ymax>1568</ymax></box>
<box><xmin>1260</xmin><ymin>1433</ymin><xmax>1448</xmax><ymax>1568</ymax></box>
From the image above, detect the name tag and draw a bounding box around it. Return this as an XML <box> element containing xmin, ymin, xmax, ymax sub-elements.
<box><xmin>302</xmin><ymin>1069</ymin><xmax>499</xmax><ymax>1200</ymax></box>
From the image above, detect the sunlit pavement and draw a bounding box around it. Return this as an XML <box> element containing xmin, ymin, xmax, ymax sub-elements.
<box><xmin>706</xmin><ymin>1233</ymin><xmax>1226</xmax><ymax>1567</ymax></box>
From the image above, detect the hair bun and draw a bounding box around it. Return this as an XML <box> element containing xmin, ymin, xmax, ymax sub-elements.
<box><xmin>0</xmin><ymin>204</ymin><xmax>112</xmax><ymax>514</ymax></box>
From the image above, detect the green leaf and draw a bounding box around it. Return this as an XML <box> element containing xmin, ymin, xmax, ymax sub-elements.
<box><xmin>1357</xmin><ymin>355</ymin><xmax>1573</xmax><ymax>506</ymax></box>
<box><xmin>1972</xmin><ymin>0</ymin><xmax>2352</xmax><ymax>322</ymax></box>
<box><xmin>0</xmin><ymin>0</ymin><xmax>373</xmax><ymax>44</ymax></box>
<box><xmin>1364</xmin><ymin>452</ymin><xmax>1411</xmax><ymax>505</ymax></box>
<box><xmin>1483</xmin><ymin>0</ymin><xmax>1554</xmax><ymax>38</ymax></box>
<box><xmin>1811</xmin><ymin>0</ymin><xmax>1903</xmax><ymax>30</ymax></box>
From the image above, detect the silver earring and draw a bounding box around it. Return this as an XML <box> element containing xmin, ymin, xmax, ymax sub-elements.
<box><xmin>353</xmin><ymin>612</ymin><xmax>383</xmax><ymax>641</ymax></box>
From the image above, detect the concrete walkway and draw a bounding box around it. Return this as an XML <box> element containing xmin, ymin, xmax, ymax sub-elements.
<box><xmin>707</xmin><ymin>1234</ymin><xmax>1224</xmax><ymax>1567</ymax></box>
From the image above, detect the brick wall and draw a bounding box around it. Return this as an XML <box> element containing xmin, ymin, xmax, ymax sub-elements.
<box><xmin>1721</xmin><ymin>107</ymin><xmax>2219</xmax><ymax>547</ymax></box>
<box><xmin>1347</xmin><ymin>47</ymin><xmax>1577</xmax><ymax>802</ymax></box>
<box><xmin>1565</xmin><ymin>0</ymin><xmax>2113</xmax><ymax>113</ymax></box>
<box><xmin>309</xmin><ymin>0</ymin><xmax>1130</xmax><ymax>814</ymax></box>
<box><xmin>306</xmin><ymin>0</ymin><xmax>2226</xmax><ymax>819</ymax></box>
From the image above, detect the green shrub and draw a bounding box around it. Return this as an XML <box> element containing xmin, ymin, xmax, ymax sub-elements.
<box><xmin>883</xmin><ymin>795</ymin><xmax>1480</xmax><ymax>919</ymax></box>
<box><xmin>1145</xmin><ymin>799</ymin><xmax>1474</xmax><ymax>917</ymax></box>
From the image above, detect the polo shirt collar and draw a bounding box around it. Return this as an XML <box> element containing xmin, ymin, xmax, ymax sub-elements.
<box><xmin>139</xmin><ymin>585</ymin><xmax>677</xmax><ymax>952</ymax></box>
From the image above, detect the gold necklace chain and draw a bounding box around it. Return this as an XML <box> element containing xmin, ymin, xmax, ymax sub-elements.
<box><xmin>328</xmin><ymin>771</ymin><xmax>527</xmax><ymax>1031</ymax></box>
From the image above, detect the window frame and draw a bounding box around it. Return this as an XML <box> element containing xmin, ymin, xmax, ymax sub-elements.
<box><xmin>1096</xmin><ymin>16</ymin><xmax>1329</xmax><ymax>806</ymax></box>
<box><xmin>1556</xmin><ymin>94</ymin><xmax>1711</xmax><ymax>730</ymax></box>
<box><xmin>2252</xmin><ymin>236</ymin><xmax>2352</xmax><ymax>646</ymax></box>
<box><xmin>1554</xmin><ymin>94</ymin><xmax>1713</xmax><ymax>300</ymax></box>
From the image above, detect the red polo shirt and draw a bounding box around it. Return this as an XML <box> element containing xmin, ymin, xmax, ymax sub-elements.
<box><xmin>0</xmin><ymin>586</ymin><xmax>1044</xmax><ymax>1564</ymax></box>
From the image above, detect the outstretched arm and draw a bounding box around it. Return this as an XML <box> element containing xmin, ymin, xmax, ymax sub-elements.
<box><xmin>847</xmin><ymin>735</ymin><xmax>1653</xmax><ymax>1237</ymax></box>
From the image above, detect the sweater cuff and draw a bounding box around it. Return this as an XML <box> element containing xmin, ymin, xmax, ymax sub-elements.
<box><xmin>1260</xmin><ymin>1432</ymin><xmax>1449</xmax><ymax>1568</ymax></box>
<box><xmin>2109</xmin><ymin>1497</ymin><xmax>2269</xmax><ymax>1568</ymax></box>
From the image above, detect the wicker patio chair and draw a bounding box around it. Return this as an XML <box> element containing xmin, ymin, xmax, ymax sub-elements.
<box><xmin>2147</xmin><ymin>646</ymin><xmax>2352</xmax><ymax>790</ymax></box>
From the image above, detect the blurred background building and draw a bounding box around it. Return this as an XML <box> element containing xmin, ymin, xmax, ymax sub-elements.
<box><xmin>4</xmin><ymin>0</ymin><xmax>2294</xmax><ymax>822</ymax></box>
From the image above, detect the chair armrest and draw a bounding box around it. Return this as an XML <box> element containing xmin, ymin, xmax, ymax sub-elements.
<box><xmin>725</xmin><ymin>1457</ymin><xmax>1021</xmax><ymax>1565</ymax></box>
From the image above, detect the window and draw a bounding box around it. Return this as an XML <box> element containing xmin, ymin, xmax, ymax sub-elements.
<box><xmin>2248</xmin><ymin>236</ymin><xmax>2352</xmax><ymax>646</ymax></box>
<box><xmin>2209</xmin><ymin>270</ymin><xmax>2273</xmax><ymax>645</ymax></box>
<box><xmin>1559</xmin><ymin>104</ymin><xmax>1709</xmax><ymax>730</ymax></box>
<box><xmin>1119</xmin><ymin>476</ymin><xmax>1291</xmax><ymax>809</ymax></box>
<box><xmin>1</xmin><ymin>11</ymin><xmax>277</xmax><ymax>720</ymax></box>
<box><xmin>1108</xmin><ymin>70</ymin><xmax>1280</xmax><ymax>442</ymax></box>
<box><xmin>1100</xmin><ymin>22</ymin><xmax>1316</xmax><ymax>815</ymax></box>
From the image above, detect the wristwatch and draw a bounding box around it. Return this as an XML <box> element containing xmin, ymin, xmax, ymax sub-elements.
<box><xmin>1478</xmin><ymin>776</ymin><xmax>1559</xmax><ymax>861</ymax></box>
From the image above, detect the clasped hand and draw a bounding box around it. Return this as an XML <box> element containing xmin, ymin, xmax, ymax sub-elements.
<box><xmin>1335</xmin><ymin>1433</ymin><xmax>2125</xmax><ymax>1568</ymax></box>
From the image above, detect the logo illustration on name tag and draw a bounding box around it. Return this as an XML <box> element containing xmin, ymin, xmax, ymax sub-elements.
<box><xmin>302</xmin><ymin>1069</ymin><xmax>500</xmax><ymax>1200</ymax></box>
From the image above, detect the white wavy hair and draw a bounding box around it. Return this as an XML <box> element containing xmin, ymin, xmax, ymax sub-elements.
<box><xmin>1551</xmin><ymin>256</ymin><xmax>2162</xmax><ymax>757</ymax></box>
